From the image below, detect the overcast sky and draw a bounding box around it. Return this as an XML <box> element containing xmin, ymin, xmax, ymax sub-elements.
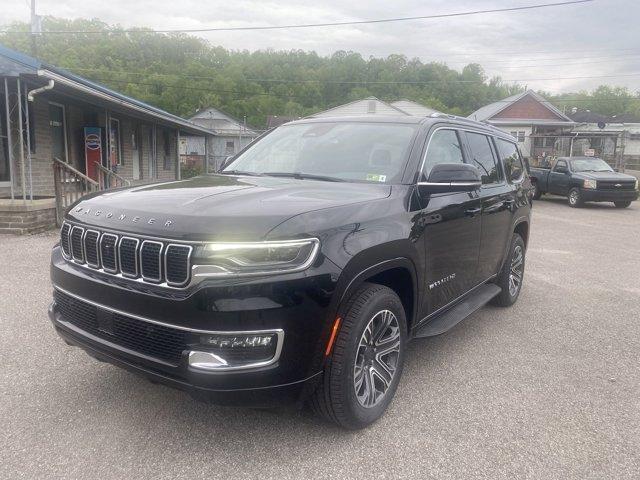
<box><xmin>1</xmin><ymin>0</ymin><xmax>638</xmax><ymax>94</ymax></box>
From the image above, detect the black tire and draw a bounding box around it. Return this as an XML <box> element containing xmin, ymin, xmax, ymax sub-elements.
<box><xmin>491</xmin><ymin>233</ymin><xmax>525</xmax><ymax>307</ymax></box>
<box><xmin>532</xmin><ymin>182</ymin><xmax>542</xmax><ymax>200</ymax></box>
<box><xmin>310</xmin><ymin>283</ymin><xmax>407</xmax><ymax>429</ymax></box>
<box><xmin>568</xmin><ymin>187</ymin><xmax>584</xmax><ymax>208</ymax></box>
<box><xmin>614</xmin><ymin>201</ymin><xmax>631</xmax><ymax>208</ymax></box>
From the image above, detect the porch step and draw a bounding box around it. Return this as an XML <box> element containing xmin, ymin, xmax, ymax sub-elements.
<box><xmin>414</xmin><ymin>283</ymin><xmax>501</xmax><ymax>337</ymax></box>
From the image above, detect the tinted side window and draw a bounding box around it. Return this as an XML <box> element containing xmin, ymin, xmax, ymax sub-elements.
<box><xmin>555</xmin><ymin>160</ymin><xmax>567</xmax><ymax>171</ymax></box>
<box><xmin>421</xmin><ymin>129</ymin><xmax>464</xmax><ymax>180</ymax></box>
<box><xmin>466</xmin><ymin>132</ymin><xmax>500</xmax><ymax>185</ymax></box>
<box><xmin>496</xmin><ymin>139</ymin><xmax>524</xmax><ymax>182</ymax></box>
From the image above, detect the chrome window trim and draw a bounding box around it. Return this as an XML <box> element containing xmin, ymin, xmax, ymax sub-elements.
<box><xmin>140</xmin><ymin>240</ymin><xmax>164</xmax><ymax>283</ymax></box>
<box><xmin>70</xmin><ymin>226</ymin><xmax>85</xmax><ymax>263</ymax></box>
<box><xmin>60</xmin><ymin>222</ymin><xmax>72</xmax><ymax>259</ymax></box>
<box><xmin>99</xmin><ymin>233</ymin><xmax>119</xmax><ymax>274</ymax></box>
<box><xmin>83</xmin><ymin>229</ymin><xmax>101</xmax><ymax>269</ymax></box>
<box><xmin>164</xmin><ymin>243</ymin><xmax>193</xmax><ymax>287</ymax></box>
<box><xmin>418</xmin><ymin>125</ymin><xmax>515</xmax><ymax>181</ymax></box>
<box><xmin>118</xmin><ymin>236</ymin><xmax>140</xmax><ymax>278</ymax></box>
<box><xmin>52</xmin><ymin>285</ymin><xmax>285</xmax><ymax>372</ymax></box>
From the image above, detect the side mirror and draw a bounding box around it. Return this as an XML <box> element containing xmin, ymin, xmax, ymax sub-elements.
<box><xmin>418</xmin><ymin>163</ymin><xmax>482</xmax><ymax>195</ymax></box>
<box><xmin>218</xmin><ymin>155</ymin><xmax>234</xmax><ymax>172</ymax></box>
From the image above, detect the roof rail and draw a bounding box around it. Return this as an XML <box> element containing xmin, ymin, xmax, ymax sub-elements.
<box><xmin>429</xmin><ymin>112</ymin><xmax>511</xmax><ymax>136</ymax></box>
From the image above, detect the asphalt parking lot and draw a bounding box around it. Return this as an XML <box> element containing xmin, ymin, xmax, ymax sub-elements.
<box><xmin>1</xmin><ymin>198</ymin><xmax>639</xmax><ymax>479</ymax></box>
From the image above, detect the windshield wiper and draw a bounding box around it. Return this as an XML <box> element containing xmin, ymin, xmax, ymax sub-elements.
<box><xmin>219</xmin><ymin>170</ymin><xmax>264</xmax><ymax>177</ymax></box>
<box><xmin>262</xmin><ymin>172</ymin><xmax>346</xmax><ymax>182</ymax></box>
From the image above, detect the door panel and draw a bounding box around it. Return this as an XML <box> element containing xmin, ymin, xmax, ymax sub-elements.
<box><xmin>416</xmin><ymin>127</ymin><xmax>482</xmax><ymax>317</ymax></box>
<box><xmin>477</xmin><ymin>186</ymin><xmax>515</xmax><ymax>279</ymax></box>
<box><xmin>548</xmin><ymin>161</ymin><xmax>570</xmax><ymax>194</ymax></box>
<box><xmin>419</xmin><ymin>192</ymin><xmax>482</xmax><ymax>314</ymax></box>
<box><xmin>132</xmin><ymin>127</ymin><xmax>141</xmax><ymax>180</ymax></box>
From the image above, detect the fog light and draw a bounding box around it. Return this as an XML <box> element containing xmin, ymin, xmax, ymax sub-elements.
<box><xmin>189</xmin><ymin>330</ymin><xmax>283</xmax><ymax>371</ymax></box>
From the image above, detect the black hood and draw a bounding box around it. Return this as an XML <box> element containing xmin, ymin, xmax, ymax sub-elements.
<box><xmin>67</xmin><ymin>175</ymin><xmax>392</xmax><ymax>241</ymax></box>
<box><xmin>574</xmin><ymin>171</ymin><xmax>637</xmax><ymax>182</ymax></box>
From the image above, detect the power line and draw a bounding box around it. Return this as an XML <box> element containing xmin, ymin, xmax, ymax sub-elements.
<box><xmin>86</xmin><ymin>76</ymin><xmax>640</xmax><ymax>102</ymax></box>
<box><xmin>0</xmin><ymin>1</ymin><xmax>594</xmax><ymax>34</ymax></box>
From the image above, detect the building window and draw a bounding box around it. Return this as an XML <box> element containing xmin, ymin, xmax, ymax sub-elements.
<box><xmin>109</xmin><ymin>118</ymin><xmax>122</xmax><ymax>166</ymax></box>
<box><xmin>517</xmin><ymin>131</ymin><xmax>526</xmax><ymax>143</ymax></box>
<box><xmin>0</xmin><ymin>94</ymin><xmax>9</xmax><ymax>182</ymax></box>
<box><xmin>225</xmin><ymin>140</ymin><xmax>235</xmax><ymax>156</ymax></box>
<box><xmin>49</xmin><ymin>102</ymin><xmax>68</xmax><ymax>163</ymax></box>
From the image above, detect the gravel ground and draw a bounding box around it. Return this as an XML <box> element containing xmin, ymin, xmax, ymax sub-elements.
<box><xmin>1</xmin><ymin>198</ymin><xmax>639</xmax><ymax>479</ymax></box>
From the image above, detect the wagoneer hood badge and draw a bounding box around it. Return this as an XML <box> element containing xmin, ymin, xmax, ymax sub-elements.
<box><xmin>73</xmin><ymin>206</ymin><xmax>174</xmax><ymax>228</ymax></box>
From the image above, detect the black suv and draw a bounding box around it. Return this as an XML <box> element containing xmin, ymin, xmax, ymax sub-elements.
<box><xmin>49</xmin><ymin>115</ymin><xmax>532</xmax><ymax>429</ymax></box>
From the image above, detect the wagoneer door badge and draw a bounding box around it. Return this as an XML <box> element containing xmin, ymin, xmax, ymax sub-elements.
<box><xmin>429</xmin><ymin>273</ymin><xmax>456</xmax><ymax>290</ymax></box>
<box><xmin>74</xmin><ymin>207</ymin><xmax>174</xmax><ymax>227</ymax></box>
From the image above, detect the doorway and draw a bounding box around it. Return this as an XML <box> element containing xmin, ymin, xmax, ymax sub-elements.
<box><xmin>49</xmin><ymin>103</ymin><xmax>68</xmax><ymax>162</ymax></box>
<box><xmin>132</xmin><ymin>126</ymin><xmax>141</xmax><ymax>180</ymax></box>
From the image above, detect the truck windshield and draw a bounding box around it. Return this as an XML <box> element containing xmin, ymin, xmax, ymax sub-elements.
<box><xmin>222</xmin><ymin>122</ymin><xmax>417</xmax><ymax>183</ymax></box>
<box><xmin>569</xmin><ymin>158</ymin><xmax>613</xmax><ymax>172</ymax></box>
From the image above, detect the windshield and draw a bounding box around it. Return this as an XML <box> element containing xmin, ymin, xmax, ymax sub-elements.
<box><xmin>569</xmin><ymin>158</ymin><xmax>613</xmax><ymax>172</ymax></box>
<box><xmin>222</xmin><ymin>122</ymin><xmax>418</xmax><ymax>183</ymax></box>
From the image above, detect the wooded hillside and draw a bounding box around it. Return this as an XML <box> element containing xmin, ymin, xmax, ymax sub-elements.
<box><xmin>2</xmin><ymin>17</ymin><xmax>638</xmax><ymax>127</ymax></box>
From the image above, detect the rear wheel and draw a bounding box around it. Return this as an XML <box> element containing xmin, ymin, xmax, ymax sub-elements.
<box><xmin>614</xmin><ymin>201</ymin><xmax>631</xmax><ymax>208</ymax></box>
<box><xmin>491</xmin><ymin>233</ymin><xmax>525</xmax><ymax>307</ymax></box>
<box><xmin>310</xmin><ymin>283</ymin><xmax>407</xmax><ymax>429</ymax></box>
<box><xmin>568</xmin><ymin>188</ymin><xmax>584</xmax><ymax>208</ymax></box>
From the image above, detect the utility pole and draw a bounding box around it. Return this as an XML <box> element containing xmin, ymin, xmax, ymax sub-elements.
<box><xmin>30</xmin><ymin>0</ymin><xmax>41</xmax><ymax>57</ymax></box>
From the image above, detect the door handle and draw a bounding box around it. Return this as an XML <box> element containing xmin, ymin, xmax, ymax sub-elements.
<box><xmin>465</xmin><ymin>207</ymin><xmax>482</xmax><ymax>216</ymax></box>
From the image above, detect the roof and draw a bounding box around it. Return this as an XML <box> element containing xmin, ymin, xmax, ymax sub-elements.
<box><xmin>390</xmin><ymin>99</ymin><xmax>441</xmax><ymax>116</ymax></box>
<box><xmin>190</xmin><ymin>107</ymin><xmax>259</xmax><ymax>136</ymax></box>
<box><xmin>0</xmin><ymin>43</ymin><xmax>212</xmax><ymax>136</ymax></box>
<box><xmin>568</xmin><ymin>109</ymin><xmax>640</xmax><ymax>124</ymax></box>
<box><xmin>309</xmin><ymin>97</ymin><xmax>408</xmax><ymax>118</ymax></box>
<box><xmin>468</xmin><ymin>90</ymin><xmax>574</xmax><ymax>125</ymax></box>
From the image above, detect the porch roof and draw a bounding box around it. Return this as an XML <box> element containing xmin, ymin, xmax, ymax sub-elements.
<box><xmin>0</xmin><ymin>43</ymin><xmax>213</xmax><ymax>136</ymax></box>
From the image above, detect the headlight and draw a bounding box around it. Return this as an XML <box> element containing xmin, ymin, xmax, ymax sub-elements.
<box><xmin>635</xmin><ymin>179</ymin><xmax>639</xmax><ymax>191</ymax></box>
<box><xmin>192</xmin><ymin>239</ymin><xmax>320</xmax><ymax>277</ymax></box>
<box><xmin>583</xmin><ymin>179</ymin><xmax>597</xmax><ymax>189</ymax></box>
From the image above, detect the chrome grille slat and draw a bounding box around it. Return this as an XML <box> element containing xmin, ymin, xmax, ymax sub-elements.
<box><xmin>60</xmin><ymin>223</ymin><xmax>71</xmax><ymax>258</ymax></box>
<box><xmin>140</xmin><ymin>241</ymin><xmax>163</xmax><ymax>282</ymax></box>
<box><xmin>118</xmin><ymin>237</ymin><xmax>140</xmax><ymax>278</ymax></box>
<box><xmin>84</xmin><ymin>230</ymin><xmax>101</xmax><ymax>268</ymax></box>
<box><xmin>165</xmin><ymin>244</ymin><xmax>192</xmax><ymax>287</ymax></box>
<box><xmin>70</xmin><ymin>226</ymin><xmax>85</xmax><ymax>263</ymax></box>
<box><xmin>100</xmin><ymin>233</ymin><xmax>119</xmax><ymax>273</ymax></box>
<box><xmin>61</xmin><ymin>223</ymin><xmax>192</xmax><ymax>288</ymax></box>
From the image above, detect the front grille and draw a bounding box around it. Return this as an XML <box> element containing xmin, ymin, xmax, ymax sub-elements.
<box><xmin>60</xmin><ymin>222</ymin><xmax>191</xmax><ymax>287</ymax></box>
<box><xmin>54</xmin><ymin>290</ymin><xmax>187</xmax><ymax>364</ymax></box>
<box><xmin>598</xmin><ymin>180</ymin><xmax>636</xmax><ymax>191</ymax></box>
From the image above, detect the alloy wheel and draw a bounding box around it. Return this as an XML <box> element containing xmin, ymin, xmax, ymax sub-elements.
<box><xmin>569</xmin><ymin>191</ymin><xmax>578</xmax><ymax>205</ymax></box>
<box><xmin>353</xmin><ymin>310</ymin><xmax>401</xmax><ymax>408</ymax></box>
<box><xmin>509</xmin><ymin>245</ymin><xmax>524</xmax><ymax>297</ymax></box>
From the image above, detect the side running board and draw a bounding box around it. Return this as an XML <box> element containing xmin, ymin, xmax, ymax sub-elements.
<box><xmin>414</xmin><ymin>283</ymin><xmax>501</xmax><ymax>338</ymax></box>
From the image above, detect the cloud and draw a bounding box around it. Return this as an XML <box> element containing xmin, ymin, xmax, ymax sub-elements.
<box><xmin>2</xmin><ymin>0</ymin><xmax>639</xmax><ymax>93</ymax></box>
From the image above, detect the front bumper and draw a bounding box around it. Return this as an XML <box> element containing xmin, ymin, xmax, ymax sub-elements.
<box><xmin>49</xmin><ymin>246</ymin><xmax>340</xmax><ymax>406</ymax></box>
<box><xmin>581</xmin><ymin>189</ymin><xmax>639</xmax><ymax>203</ymax></box>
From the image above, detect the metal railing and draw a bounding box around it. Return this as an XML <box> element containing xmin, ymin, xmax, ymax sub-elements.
<box><xmin>95</xmin><ymin>162</ymin><xmax>131</xmax><ymax>190</ymax></box>
<box><xmin>52</xmin><ymin>158</ymin><xmax>100</xmax><ymax>226</ymax></box>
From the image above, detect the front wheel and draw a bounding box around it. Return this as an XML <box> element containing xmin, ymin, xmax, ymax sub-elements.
<box><xmin>614</xmin><ymin>201</ymin><xmax>631</xmax><ymax>208</ymax></box>
<box><xmin>491</xmin><ymin>233</ymin><xmax>526</xmax><ymax>307</ymax></box>
<box><xmin>310</xmin><ymin>283</ymin><xmax>407</xmax><ymax>429</ymax></box>
<box><xmin>568</xmin><ymin>188</ymin><xmax>584</xmax><ymax>208</ymax></box>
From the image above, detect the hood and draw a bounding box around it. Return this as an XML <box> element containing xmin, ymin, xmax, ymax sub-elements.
<box><xmin>574</xmin><ymin>171</ymin><xmax>637</xmax><ymax>182</ymax></box>
<box><xmin>67</xmin><ymin>175</ymin><xmax>392</xmax><ymax>241</ymax></box>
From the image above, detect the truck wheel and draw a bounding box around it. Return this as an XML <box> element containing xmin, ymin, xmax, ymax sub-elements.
<box><xmin>614</xmin><ymin>201</ymin><xmax>631</xmax><ymax>208</ymax></box>
<box><xmin>532</xmin><ymin>183</ymin><xmax>542</xmax><ymax>200</ymax></box>
<box><xmin>568</xmin><ymin>188</ymin><xmax>584</xmax><ymax>208</ymax></box>
<box><xmin>491</xmin><ymin>233</ymin><xmax>525</xmax><ymax>307</ymax></box>
<box><xmin>310</xmin><ymin>283</ymin><xmax>407</xmax><ymax>429</ymax></box>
